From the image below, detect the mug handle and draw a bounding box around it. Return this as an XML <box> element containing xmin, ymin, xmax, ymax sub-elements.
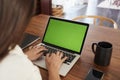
<box><xmin>92</xmin><ymin>43</ymin><xmax>97</xmax><ymax>54</ymax></box>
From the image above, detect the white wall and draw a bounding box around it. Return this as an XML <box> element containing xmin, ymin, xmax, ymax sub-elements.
<box><xmin>52</xmin><ymin>0</ymin><xmax>88</xmax><ymax>6</ymax></box>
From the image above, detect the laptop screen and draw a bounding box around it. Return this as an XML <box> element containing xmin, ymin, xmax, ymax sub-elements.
<box><xmin>42</xmin><ymin>17</ymin><xmax>89</xmax><ymax>54</ymax></box>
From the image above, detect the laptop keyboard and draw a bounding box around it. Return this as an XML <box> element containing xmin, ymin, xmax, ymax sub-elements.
<box><xmin>42</xmin><ymin>45</ymin><xmax>76</xmax><ymax>64</ymax></box>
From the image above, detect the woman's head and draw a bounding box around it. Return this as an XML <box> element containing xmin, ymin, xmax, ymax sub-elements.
<box><xmin>0</xmin><ymin>0</ymin><xmax>36</xmax><ymax>60</ymax></box>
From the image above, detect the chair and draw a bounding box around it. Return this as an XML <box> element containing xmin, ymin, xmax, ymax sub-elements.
<box><xmin>72</xmin><ymin>15</ymin><xmax>118</xmax><ymax>29</ymax></box>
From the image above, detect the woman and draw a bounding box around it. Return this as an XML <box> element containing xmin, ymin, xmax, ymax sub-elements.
<box><xmin>0</xmin><ymin>0</ymin><xmax>67</xmax><ymax>80</ymax></box>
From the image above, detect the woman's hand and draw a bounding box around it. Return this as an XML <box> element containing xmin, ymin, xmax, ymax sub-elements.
<box><xmin>25</xmin><ymin>45</ymin><xmax>46</xmax><ymax>61</ymax></box>
<box><xmin>45</xmin><ymin>51</ymin><xmax>67</xmax><ymax>73</ymax></box>
<box><xmin>45</xmin><ymin>52</ymin><xmax>67</xmax><ymax>80</ymax></box>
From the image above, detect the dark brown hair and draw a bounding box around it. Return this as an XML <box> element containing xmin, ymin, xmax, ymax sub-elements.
<box><xmin>0</xmin><ymin>0</ymin><xmax>36</xmax><ymax>61</ymax></box>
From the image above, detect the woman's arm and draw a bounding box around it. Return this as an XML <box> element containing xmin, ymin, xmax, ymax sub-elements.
<box><xmin>45</xmin><ymin>52</ymin><xmax>67</xmax><ymax>80</ymax></box>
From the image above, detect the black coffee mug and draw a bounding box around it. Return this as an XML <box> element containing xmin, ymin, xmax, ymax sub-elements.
<box><xmin>92</xmin><ymin>41</ymin><xmax>112</xmax><ymax>66</ymax></box>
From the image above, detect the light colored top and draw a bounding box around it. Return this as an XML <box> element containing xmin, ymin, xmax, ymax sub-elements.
<box><xmin>0</xmin><ymin>45</ymin><xmax>42</xmax><ymax>80</ymax></box>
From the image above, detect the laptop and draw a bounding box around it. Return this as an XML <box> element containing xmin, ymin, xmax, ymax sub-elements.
<box><xmin>33</xmin><ymin>17</ymin><xmax>89</xmax><ymax>76</ymax></box>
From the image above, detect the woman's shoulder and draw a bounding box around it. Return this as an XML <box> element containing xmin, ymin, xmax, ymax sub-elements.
<box><xmin>0</xmin><ymin>45</ymin><xmax>42</xmax><ymax>80</ymax></box>
<box><xmin>1</xmin><ymin>45</ymin><xmax>38</xmax><ymax>72</ymax></box>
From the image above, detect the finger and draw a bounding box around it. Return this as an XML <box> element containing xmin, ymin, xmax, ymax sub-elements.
<box><xmin>61</xmin><ymin>56</ymin><xmax>68</xmax><ymax>63</ymax></box>
<box><xmin>33</xmin><ymin>45</ymin><xmax>45</xmax><ymax>49</ymax></box>
<box><xmin>37</xmin><ymin>48</ymin><xmax>47</xmax><ymax>53</ymax></box>
<box><xmin>59</xmin><ymin>52</ymin><xmax>63</xmax><ymax>58</ymax></box>
<box><xmin>46</xmin><ymin>53</ymin><xmax>50</xmax><ymax>58</ymax></box>
<box><xmin>33</xmin><ymin>45</ymin><xmax>38</xmax><ymax>48</ymax></box>
<box><xmin>37</xmin><ymin>45</ymin><xmax>46</xmax><ymax>49</ymax></box>
<box><xmin>39</xmin><ymin>46</ymin><xmax>47</xmax><ymax>51</ymax></box>
<box><xmin>51</xmin><ymin>53</ymin><xmax>56</xmax><ymax>57</ymax></box>
<box><xmin>34</xmin><ymin>47</ymin><xmax>47</xmax><ymax>53</ymax></box>
<box><xmin>56</xmin><ymin>51</ymin><xmax>60</xmax><ymax>56</ymax></box>
<box><xmin>29</xmin><ymin>46</ymin><xmax>33</xmax><ymax>50</ymax></box>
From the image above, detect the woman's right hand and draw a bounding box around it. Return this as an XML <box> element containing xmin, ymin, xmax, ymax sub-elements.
<box><xmin>45</xmin><ymin>51</ymin><xmax>67</xmax><ymax>73</ymax></box>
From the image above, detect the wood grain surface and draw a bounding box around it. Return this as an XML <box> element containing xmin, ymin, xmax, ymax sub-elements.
<box><xmin>25</xmin><ymin>14</ymin><xmax>120</xmax><ymax>80</ymax></box>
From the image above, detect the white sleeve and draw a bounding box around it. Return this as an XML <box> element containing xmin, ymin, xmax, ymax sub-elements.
<box><xmin>28</xmin><ymin>67</ymin><xmax>42</xmax><ymax>80</ymax></box>
<box><xmin>12</xmin><ymin>45</ymin><xmax>42</xmax><ymax>80</ymax></box>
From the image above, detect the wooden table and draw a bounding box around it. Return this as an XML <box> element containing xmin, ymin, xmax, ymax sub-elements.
<box><xmin>25</xmin><ymin>14</ymin><xmax>120</xmax><ymax>80</ymax></box>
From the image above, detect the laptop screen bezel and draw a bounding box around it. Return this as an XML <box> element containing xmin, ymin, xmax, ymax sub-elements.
<box><xmin>42</xmin><ymin>17</ymin><xmax>89</xmax><ymax>55</ymax></box>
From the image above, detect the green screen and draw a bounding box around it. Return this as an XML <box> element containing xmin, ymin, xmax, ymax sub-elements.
<box><xmin>43</xmin><ymin>18</ymin><xmax>88</xmax><ymax>53</ymax></box>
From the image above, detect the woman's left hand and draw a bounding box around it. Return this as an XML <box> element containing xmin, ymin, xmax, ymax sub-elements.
<box><xmin>25</xmin><ymin>45</ymin><xmax>46</xmax><ymax>61</ymax></box>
